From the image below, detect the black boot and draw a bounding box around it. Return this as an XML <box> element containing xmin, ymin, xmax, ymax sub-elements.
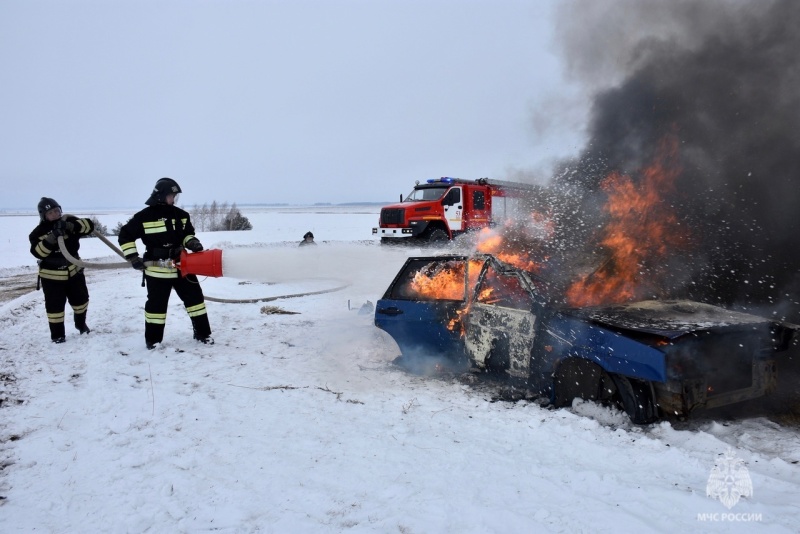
<box><xmin>192</xmin><ymin>316</ymin><xmax>213</xmax><ymax>345</ymax></box>
<box><xmin>75</xmin><ymin>312</ymin><xmax>90</xmax><ymax>334</ymax></box>
<box><xmin>49</xmin><ymin>322</ymin><xmax>66</xmax><ymax>344</ymax></box>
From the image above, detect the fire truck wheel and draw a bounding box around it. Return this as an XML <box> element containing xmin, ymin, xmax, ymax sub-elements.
<box><xmin>425</xmin><ymin>228</ymin><xmax>448</xmax><ymax>243</ymax></box>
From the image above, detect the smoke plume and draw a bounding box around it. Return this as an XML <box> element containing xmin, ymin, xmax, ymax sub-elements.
<box><xmin>548</xmin><ymin>0</ymin><xmax>800</xmax><ymax>320</ymax></box>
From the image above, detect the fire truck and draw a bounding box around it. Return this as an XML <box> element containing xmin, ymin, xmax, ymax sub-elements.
<box><xmin>372</xmin><ymin>177</ymin><xmax>543</xmax><ymax>243</ymax></box>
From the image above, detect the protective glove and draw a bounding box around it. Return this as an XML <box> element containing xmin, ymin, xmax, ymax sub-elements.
<box><xmin>52</xmin><ymin>220</ymin><xmax>67</xmax><ymax>237</ymax></box>
<box><xmin>169</xmin><ymin>246</ymin><xmax>183</xmax><ymax>260</ymax></box>
<box><xmin>129</xmin><ymin>255</ymin><xmax>145</xmax><ymax>271</ymax></box>
<box><xmin>44</xmin><ymin>232</ymin><xmax>58</xmax><ymax>245</ymax></box>
<box><xmin>185</xmin><ymin>238</ymin><xmax>204</xmax><ymax>252</ymax></box>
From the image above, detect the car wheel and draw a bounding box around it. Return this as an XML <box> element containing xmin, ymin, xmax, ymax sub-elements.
<box><xmin>551</xmin><ymin>358</ymin><xmax>608</xmax><ymax>407</ymax></box>
<box><xmin>611</xmin><ymin>375</ymin><xmax>659</xmax><ymax>424</ymax></box>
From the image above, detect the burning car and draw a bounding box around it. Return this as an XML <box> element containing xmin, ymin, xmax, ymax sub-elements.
<box><xmin>374</xmin><ymin>254</ymin><xmax>798</xmax><ymax>424</ymax></box>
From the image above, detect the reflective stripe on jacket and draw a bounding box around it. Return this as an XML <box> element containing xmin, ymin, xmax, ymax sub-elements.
<box><xmin>28</xmin><ymin>215</ymin><xmax>95</xmax><ymax>276</ymax></box>
<box><xmin>117</xmin><ymin>204</ymin><xmax>198</xmax><ymax>279</ymax></box>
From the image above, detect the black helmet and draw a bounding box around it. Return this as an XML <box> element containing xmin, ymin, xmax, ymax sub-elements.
<box><xmin>37</xmin><ymin>197</ymin><xmax>62</xmax><ymax>221</ymax></box>
<box><xmin>145</xmin><ymin>177</ymin><xmax>182</xmax><ymax>206</ymax></box>
<box><xmin>304</xmin><ymin>231</ymin><xmax>314</xmax><ymax>239</ymax></box>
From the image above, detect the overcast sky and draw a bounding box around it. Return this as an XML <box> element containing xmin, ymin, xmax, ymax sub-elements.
<box><xmin>1</xmin><ymin>0</ymin><xmax>584</xmax><ymax>210</ymax></box>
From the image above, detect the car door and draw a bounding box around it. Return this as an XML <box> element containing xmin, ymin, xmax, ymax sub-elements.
<box><xmin>374</xmin><ymin>256</ymin><xmax>470</xmax><ymax>360</ymax></box>
<box><xmin>465</xmin><ymin>261</ymin><xmax>538</xmax><ymax>378</ymax></box>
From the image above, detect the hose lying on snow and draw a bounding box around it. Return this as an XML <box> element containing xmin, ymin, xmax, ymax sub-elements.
<box><xmin>203</xmin><ymin>282</ymin><xmax>351</xmax><ymax>304</ymax></box>
<box><xmin>57</xmin><ymin>233</ymin><xmax>350</xmax><ymax>303</ymax></box>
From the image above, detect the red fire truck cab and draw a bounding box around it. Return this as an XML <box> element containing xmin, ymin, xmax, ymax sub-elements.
<box><xmin>373</xmin><ymin>177</ymin><xmax>541</xmax><ymax>244</ymax></box>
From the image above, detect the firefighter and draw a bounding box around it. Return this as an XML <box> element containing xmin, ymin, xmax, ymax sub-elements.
<box><xmin>118</xmin><ymin>178</ymin><xmax>213</xmax><ymax>349</ymax></box>
<box><xmin>28</xmin><ymin>197</ymin><xmax>95</xmax><ymax>343</ymax></box>
<box><xmin>299</xmin><ymin>231</ymin><xmax>316</xmax><ymax>246</ymax></box>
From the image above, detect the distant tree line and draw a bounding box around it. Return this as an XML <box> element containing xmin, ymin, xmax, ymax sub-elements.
<box><xmin>188</xmin><ymin>201</ymin><xmax>253</xmax><ymax>232</ymax></box>
<box><xmin>111</xmin><ymin>220</ymin><xmax>124</xmax><ymax>236</ymax></box>
<box><xmin>89</xmin><ymin>216</ymin><xmax>107</xmax><ymax>236</ymax></box>
<box><xmin>107</xmin><ymin>201</ymin><xmax>252</xmax><ymax>236</ymax></box>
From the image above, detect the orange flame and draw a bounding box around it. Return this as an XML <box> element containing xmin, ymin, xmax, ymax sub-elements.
<box><xmin>409</xmin><ymin>267</ymin><xmax>464</xmax><ymax>301</ymax></box>
<box><xmin>445</xmin><ymin>282</ymin><xmax>496</xmax><ymax>335</ymax></box>
<box><xmin>404</xmin><ymin>134</ymin><xmax>689</xmax><ymax>322</ymax></box>
<box><xmin>475</xmin><ymin>211</ymin><xmax>552</xmax><ymax>273</ymax></box>
<box><xmin>566</xmin><ymin>135</ymin><xmax>688</xmax><ymax>306</ymax></box>
<box><xmin>408</xmin><ymin>259</ymin><xmax>485</xmax><ymax>302</ymax></box>
<box><xmin>408</xmin><ymin>259</ymin><xmax>487</xmax><ymax>335</ymax></box>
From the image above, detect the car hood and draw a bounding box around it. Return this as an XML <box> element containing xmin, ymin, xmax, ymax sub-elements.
<box><xmin>565</xmin><ymin>299</ymin><xmax>791</xmax><ymax>339</ymax></box>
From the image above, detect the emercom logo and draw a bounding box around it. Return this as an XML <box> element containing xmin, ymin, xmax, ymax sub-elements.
<box><xmin>706</xmin><ymin>448</ymin><xmax>753</xmax><ymax>509</ymax></box>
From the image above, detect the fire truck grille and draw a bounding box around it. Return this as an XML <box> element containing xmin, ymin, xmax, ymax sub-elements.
<box><xmin>381</xmin><ymin>208</ymin><xmax>404</xmax><ymax>225</ymax></box>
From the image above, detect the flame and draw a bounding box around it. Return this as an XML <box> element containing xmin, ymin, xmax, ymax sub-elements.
<box><xmin>409</xmin><ymin>266</ymin><xmax>464</xmax><ymax>301</ymax></box>
<box><xmin>477</xmin><ymin>286</ymin><xmax>494</xmax><ymax>302</ymax></box>
<box><xmin>475</xmin><ymin>211</ymin><xmax>552</xmax><ymax>272</ymax></box>
<box><xmin>408</xmin><ymin>259</ymin><xmax>485</xmax><ymax>301</ymax></box>
<box><xmin>407</xmin><ymin>259</ymin><xmax>488</xmax><ymax>335</ymax></box>
<box><xmin>424</xmin><ymin>208</ymin><xmax>552</xmax><ymax>335</ymax></box>
<box><xmin>403</xmin><ymin>136</ymin><xmax>689</xmax><ymax>333</ymax></box>
<box><xmin>566</xmin><ymin>135</ymin><xmax>688</xmax><ymax>306</ymax></box>
<box><xmin>447</xmin><ymin>308</ymin><xmax>468</xmax><ymax>332</ymax></box>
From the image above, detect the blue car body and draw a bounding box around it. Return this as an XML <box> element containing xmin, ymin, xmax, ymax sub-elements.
<box><xmin>375</xmin><ymin>255</ymin><xmax>797</xmax><ymax>423</ymax></box>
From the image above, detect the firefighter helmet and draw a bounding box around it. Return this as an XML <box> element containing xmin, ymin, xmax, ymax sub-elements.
<box><xmin>37</xmin><ymin>197</ymin><xmax>62</xmax><ymax>221</ymax></box>
<box><xmin>145</xmin><ymin>177</ymin><xmax>182</xmax><ymax>206</ymax></box>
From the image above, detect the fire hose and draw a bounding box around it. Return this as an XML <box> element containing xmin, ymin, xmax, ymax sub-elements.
<box><xmin>56</xmin><ymin>232</ymin><xmax>350</xmax><ymax>303</ymax></box>
<box><xmin>57</xmin><ymin>233</ymin><xmax>175</xmax><ymax>270</ymax></box>
<box><xmin>57</xmin><ymin>233</ymin><xmax>130</xmax><ymax>269</ymax></box>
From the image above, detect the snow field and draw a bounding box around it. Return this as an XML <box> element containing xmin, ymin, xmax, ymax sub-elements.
<box><xmin>1</xmin><ymin>208</ymin><xmax>799</xmax><ymax>532</ymax></box>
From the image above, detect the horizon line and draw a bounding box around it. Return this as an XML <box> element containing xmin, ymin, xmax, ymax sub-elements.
<box><xmin>0</xmin><ymin>201</ymin><xmax>391</xmax><ymax>214</ymax></box>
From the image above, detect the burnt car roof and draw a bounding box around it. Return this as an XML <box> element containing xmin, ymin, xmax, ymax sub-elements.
<box><xmin>389</xmin><ymin>254</ymin><xmax>797</xmax><ymax>340</ymax></box>
<box><xmin>565</xmin><ymin>299</ymin><xmax>782</xmax><ymax>339</ymax></box>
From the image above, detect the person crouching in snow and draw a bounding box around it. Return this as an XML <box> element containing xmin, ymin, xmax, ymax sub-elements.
<box><xmin>118</xmin><ymin>178</ymin><xmax>213</xmax><ymax>350</ymax></box>
<box><xmin>29</xmin><ymin>197</ymin><xmax>95</xmax><ymax>343</ymax></box>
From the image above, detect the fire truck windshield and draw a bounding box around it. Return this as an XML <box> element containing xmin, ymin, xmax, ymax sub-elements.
<box><xmin>404</xmin><ymin>186</ymin><xmax>448</xmax><ymax>202</ymax></box>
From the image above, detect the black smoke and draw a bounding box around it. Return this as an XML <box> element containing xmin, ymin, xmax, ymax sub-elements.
<box><xmin>548</xmin><ymin>0</ymin><xmax>800</xmax><ymax>321</ymax></box>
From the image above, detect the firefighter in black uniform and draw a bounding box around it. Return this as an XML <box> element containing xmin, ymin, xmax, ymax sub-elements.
<box><xmin>29</xmin><ymin>197</ymin><xmax>95</xmax><ymax>343</ymax></box>
<box><xmin>118</xmin><ymin>178</ymin><xmax>213</xmax><ymax>349</ymax></box>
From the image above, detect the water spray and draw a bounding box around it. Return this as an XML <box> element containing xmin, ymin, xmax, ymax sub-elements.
<box><xmin>58</xmin><ymin>235</ymin><xmax>349</xmax><ymax>303</ymax></box>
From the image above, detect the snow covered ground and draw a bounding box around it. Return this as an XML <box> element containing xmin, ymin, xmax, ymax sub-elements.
<box><xmin>1</xmin><ymin>205</ymin><xmax>799</xmax><ymax>532</ymax></box>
